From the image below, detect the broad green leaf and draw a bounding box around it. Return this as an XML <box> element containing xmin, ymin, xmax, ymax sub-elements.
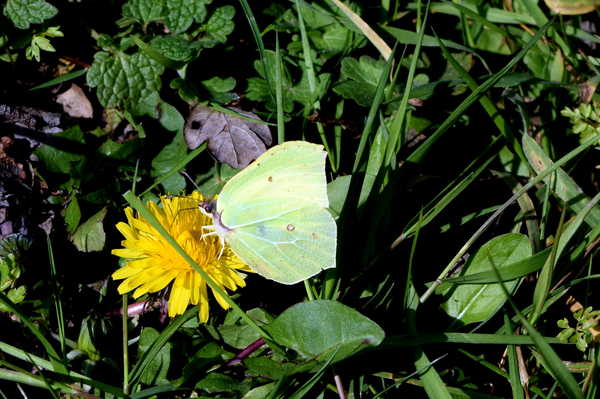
<box><xmin>150</xmin><ymin>129</ymin><xmax>186</xmax><ymax>194</ymax></box>
<box><xmin>131</xmin><ymin>91</ymin><xmax>184</xmax><ymax>133</ymax></box>
<box><xmin>3</xmin><ymin>0</ymin><xmax>57</xmax><ymax>29</ymax></box>
<box><xmin>63</xmin><ymin>194</ymin><xmax>81</xmax><ymax>234</ymax></box>
<box><xmin>243</xmin><ymin>357</ymin><xmax>317</xmax><ymax>380</ymax></box>
<box><xmin>0</xmin><ymin>254</ymin><xmax>18</xmax><ymax>291</ymax></box>
<box><xmin>78</xmin><ymin>318</ymin><xmax>101</xmax><ymax>361</ymax></box>
<box><xmin>132</xmin><ymin>36</ymin><xmax>189</xmax><ymax>70</ymax></box>
<box><xmin>244</xmin><ymin>383</ymin><xmax>275</xmax><ymax>399</ymax></box>
<box><xmin>164</xmin><ymin>0</ymin><xmax>210</xmax><ymax>34</ymax></box>
<box><xmin>263</xmin><ymin>300</ymin><xmax>384</xmax><ymax>365</ymax></box>
<box><xmin>122</xmin><ymin>0</ymin><xmax>166</xmax><ymax>25</ymax></box>
<box><xmin>151</xmin><ymin>35</ymin><xmax>201</xmax><ymax>61</ymax></box>
<box><xmin>441</xmin><ymin>234</ymin><xmax>532</xmax><ymax>329</ymax></box>
<box><xmin>171</xmin><ymin>77</ymin><xmax>200</xmax><ymax>103</ymax></box>
<box><xmin>138</xmin><ymin>327</ymin><xmax>171</xmax><ymax>386</ymax></box>
<box><xmin>333</xmin><ymin>55</ymin><xmax>387</xmax><ymax>107</ymax></box>
<box><xmin>32</xmin><ymin>125</ymin><xmax>86</xmax><ymax>174</ymax></box>
<box><xmin>198</xmin><ymin>5</ymin><xmax>235</xmax><ymax>48</ymax></box>
<box><xmin>69</xmin><ymin>207</ymin><xmax>107</xmax><ymax>252</ymax></box>
<box><xmin>87</xmin><ymin>51</ymin><xmax>164</xmax><ymax>109</ymax></box>
<box><xmin>195</xmin><ymin>373</ymin><xmax>250</xmax><ymax>396</ymax></box>
<box><xmin>200</xmin><ymin>76</ymin><xmax>239</xmax><ymax>104</ymax></box>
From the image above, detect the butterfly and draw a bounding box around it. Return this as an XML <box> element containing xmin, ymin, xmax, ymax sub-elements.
<box><xmin>198</xmin><ymin>141</ymin><xmax>337</xmax><ymax>285</ymax></box>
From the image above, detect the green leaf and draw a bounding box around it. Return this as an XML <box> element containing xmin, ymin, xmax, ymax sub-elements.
<box><xmin>32</xmin><ymin>126</ymin><xmax>86</xmax><ymax>174</ymax></box>
<box><xmin>87</xmin><ymin>51</ymin><xmax>164</xmax><ymax>109</ymax></box>
<box><xmin>3</xmin><ymin>0</ymin><xmax>58</xmax><ymax>29</ymax></box>
<box><xmin>78</xmin><ymin>318</ymin><xmax>102</xmax><ymax>361</ymax></box>
<box><xmin>151</xmin><ymin>35</ymin><xmax>201</xmax><ymax>61</ymax></box>
<box><xmin>63</xmin><ymin>194</ymin><xmax>81</xmax><ymax>235</ymax></box>
<box><xmin>440</xmin><ymin>234</ymin><xmax>532</xmax><ymax>329</ymax></box>
<box><xmin>198</xmin><ymin>5</ymin><xmax>235</xmax><ymax>48</ymax></box>
<box><xmin>164</xmin><ymin>0</ymin><xmax>210</xmax><ymax>34</ymax></box>
<box><xmin>122</xmin><ymin>0</ymin><xmax>166</xmax><ymax>25</ymax></box>
<box><xmin>0</xmin><ymin>254</ymin><xmax>17</xmax><ymax>291</ymax></box>
<box><xmin>243</xmin><ymin>357</ymin><xmax>317</xmax><ymax>380</ymax></box>
<box><xmin>150</xmin><ymin>129</ymin><xmax>186</xmax><ymax>194</ymax></box>
<box><xmin>171</xmin><ymin>78</ymin><xmax>200</xmax><ymax>103</ymax></box>
<box><xmin>200</xmin><ymin>76</ymin><xmax>239</xmax><ymax>104</ymax></box>
<box><xmin>246</xmin><ymin>49</ymin><xmax>320</xmax><ymax>112</ymax></box>
<box><xmin>263</xmin><ymin>300</ymin><xmax>384</xmax><ymax>365</ymax></box>
<box><xmin>138</xmin><ymin>327</ymin><xmax>171</xmax><ymax>386</ymax></box>
<box><xmin>69</xmin><ymin>207</ymin><xmax>107</xmax><ymax>252</ymax></box>
<box><xmin>195</xmin><ymin>373</ymin><xmax>250</xmax><ymax>396</ymax></box>
<box><xmin>333</xmin><ymin>56</ymin><xmax>387</xmax><ymax>107</ymax></box>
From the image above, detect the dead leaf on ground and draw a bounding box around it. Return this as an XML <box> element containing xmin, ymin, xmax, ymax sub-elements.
<box><xmin>56</xmin><ymin>84</ymin><xmax>93</xmax><ymax>119</ymax></box>
<box><xmin>184</xmin><ymin>105</ymin><xmax>272</xmax><ymax>169</ymax></box>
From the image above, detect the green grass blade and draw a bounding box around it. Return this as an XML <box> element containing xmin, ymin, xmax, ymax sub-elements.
<box><xmin>491</xmin><ymin>260</ymin><xmax>585</xmax><ymax>399</ymax></box>
<box><xmin>239</xmin><ymin>0</ymin><xmax>274</xmax><ymax>105</ymax></box>
<box><xmin>408</xmin><ymin>17</ymin><xmax>555</xmax><ymax>166</ymax></box>
<box><xmin>420</xmin><ymin>130</ymin><xmax>600</xmax><ymax>302</ymax></box>
<box><xmin>28</xmin><ymin>69</ymin><xmax>87</xmax><ymax>91</ymax></box>
<box><xmin>407</xmin><ymin>284</ymin><xmax>453</xmax><ymax>399</ymax></box>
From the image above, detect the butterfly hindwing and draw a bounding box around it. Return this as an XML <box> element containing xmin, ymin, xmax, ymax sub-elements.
<box><xmin>220</xmin><ymin>197</ymin><xmax>337</xmax><ymax>284</ymax></box>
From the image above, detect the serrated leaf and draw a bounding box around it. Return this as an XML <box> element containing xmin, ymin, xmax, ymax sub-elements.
<box><xmin>164</xmin><ymin>0</ymin><xmax>210</xmax><ymax>34</ymax></box>
<box><xmin>440</xmin><ymin>234</ymin><xmax>532</xmax><ymax>329</ymax></box>
<box><xmin>3</xmin><ymin>0</ymin><xmax>58</xmax><ymax>29</ymax></box>
<box><xmin>263</xmin><ymin>300</ymin><xmax>384</xmax><ymax>365</ymax></box>
<box><xmin>122</xmin><ymin>0</ymin><xmax>166</xmax><ymax>25</ymax></box>
<box><xmin>69</xmin><ymin>207</ymin><xmax>107</xmax><ymax>252</ymax></box>
<box><xmin>198</xmin><ymin>5</ymin><xmax>235</xmax><ymax>48</ymax></box>
<box><xmin>87</xmin><ymin>51</ymin><xmax>164</xmax><ymax>109</ymax></box>
<box><xmin>151</xmin><ymin>35</ymin><xmax>201</xmax><ymax>61</ymax></box>
<box><xmin>132</xmin><ymin>35</ymin><xmax>188</xmax><ymax>70</ymax></box>
<box><xmin>138</xmin><ymin>327</ymin><xmax>171</xmax><ymax>386</ymax></box>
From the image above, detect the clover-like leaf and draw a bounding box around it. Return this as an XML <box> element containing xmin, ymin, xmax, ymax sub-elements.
<box><xmin>3</xmin><ymin>0</ymin><xmax>58</xmax><ymax>29</ymax></box>
<box><xmin>122</xmin><ymin>0</ymin><xmax>166</xmax><ymax>25</ymax></box>
<box><xmin>87</xmin><ymin>51</ymin><xmax>164</xmax><ymax>109</ymax></box>
<box><xmin>164</xmin><ymin>0</ymin><xmax>210</xmax><ymax>34</ymax></box>
<box><xmin>200</xmin><ymin>76</ymin><xmax>239</xmax><ymax>104</ymax></box>
<box><xmin>333</xmin><ymin>55</ymin><xmax>387</xmax><ymax>107</ymax></box>
<box><xmin>184</xmin><ymin>106</ymin><xmax>272</xmax><ymax>169</ymax></box>
<box><xmin>198</xmin><ymin>5</ymin><xmax>235</xmax><ymax>48</ymax></box>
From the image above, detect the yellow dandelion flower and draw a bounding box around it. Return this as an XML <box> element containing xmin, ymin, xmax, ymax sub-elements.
<box><xmin>111</xmin><ymin>192</ymin><xmax>253</xmax><ymax>322</ymax></box>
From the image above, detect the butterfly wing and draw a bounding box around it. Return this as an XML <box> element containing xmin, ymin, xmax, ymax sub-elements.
<box><xmin>220</xmin><ymin>197</ymin><xmax>337</xmax><ymax>284</ymax></box>
<box><xmin>216</xmin><ymin>141</ymin><xmax>329</xmax><ymax>213</ymax></box>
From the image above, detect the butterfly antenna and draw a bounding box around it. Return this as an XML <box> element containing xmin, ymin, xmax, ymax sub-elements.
<box><xmin>180</xmin><ymin>171</ymin><xmax>207</xmax><ymax>197</ymax></box>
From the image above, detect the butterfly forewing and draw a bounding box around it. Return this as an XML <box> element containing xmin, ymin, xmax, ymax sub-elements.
<box><xmin>220</xmin><ymin>197</ymin><xmax>337</xmax><ymax>284</ymax></box>
<box><xmin>216</xmin><ymin>141</ymin><xmax>329</xmax><ymax>213</ymax></box>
